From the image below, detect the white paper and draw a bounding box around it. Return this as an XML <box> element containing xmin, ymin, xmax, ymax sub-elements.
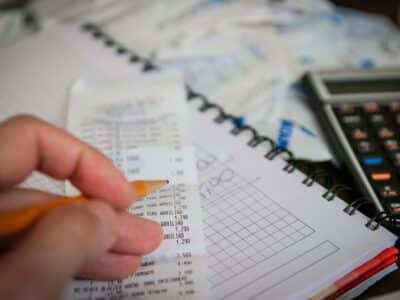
<box><xmin>157</xmin><ymin>27</ymin><xmax>294</xmax><ymax>123</ymax></box>
<box><xmin>280</xmin><ymin>8</ymin><xmax>400</xmax><ymax>70</ymax></box>
<box><xmin>64</xmin><ymin>72</ymin><xmax>208</xmax><ymax>300</ymax></box>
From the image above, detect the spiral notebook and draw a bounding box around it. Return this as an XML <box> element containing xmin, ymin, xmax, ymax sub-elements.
<box><xmin>0</xmin><ymin>23</ymin><xmax>398</xmax><ymax>299</ymax></box>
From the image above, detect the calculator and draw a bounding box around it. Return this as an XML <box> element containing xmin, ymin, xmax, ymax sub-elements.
<box><xmin>302</xmin><ymin>68</ymin><xmax>400</xmax><ymax>217</ymax></box>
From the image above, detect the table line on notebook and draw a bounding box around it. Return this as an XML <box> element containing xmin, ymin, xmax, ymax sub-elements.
<box><xmin>245</xmin><ymin>241</ymin><xmax>340</xmax><ymax>300</ymax></box>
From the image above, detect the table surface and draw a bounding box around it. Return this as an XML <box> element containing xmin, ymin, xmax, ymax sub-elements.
<box><xmin>360</xmin><ymin>267</ymin><xmax>400</xmax><ymax>298</ymax></box>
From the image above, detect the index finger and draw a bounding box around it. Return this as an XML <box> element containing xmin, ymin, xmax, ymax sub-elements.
<box><xmin>0</xmin><ymin>115</ymin><xmax>135</xmax><ymax>209</ymax></box>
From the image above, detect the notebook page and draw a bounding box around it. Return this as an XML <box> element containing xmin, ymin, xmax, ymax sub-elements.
<box><xmin>0</xmin><ymin>24</ymin><xmax>142</xmax><ymax>194</ymax></box>
<box><xmin>188</xmin><ymin>99</ymin><xmax>397</xmax><ymax>299</ymax></box>
<box><xmin>64</xmin><ymin>72</ymin><xmax>208</xmax><ymax>300</ymax></box>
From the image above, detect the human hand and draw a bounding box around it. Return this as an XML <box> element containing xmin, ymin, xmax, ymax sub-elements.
<box><xmin>0</xmin><ymin>115</ymin><xmax>163</xmax><ymax>300</ymax></box>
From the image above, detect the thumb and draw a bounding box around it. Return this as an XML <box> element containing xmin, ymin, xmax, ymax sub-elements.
<box><xmin>0</xmin><ymin>201</ymin><xmax>118</xmax><ymax>300</ymax></box>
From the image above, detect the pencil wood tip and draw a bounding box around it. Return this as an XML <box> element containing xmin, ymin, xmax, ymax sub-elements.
<box><xmin>144</xmin><ymin>180</ymin><xmax>169</xmax><ymax>195</ymax></box>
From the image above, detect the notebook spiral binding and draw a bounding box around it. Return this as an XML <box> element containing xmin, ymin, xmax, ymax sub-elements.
<box><xmin>80</xmin><ymin>23</ymin><xmax>397</xmax><ymax>231</ymax></box>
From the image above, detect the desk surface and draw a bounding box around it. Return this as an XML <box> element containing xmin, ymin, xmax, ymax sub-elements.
<box><xmin>360</xmin><ymin>267</ymin><xmax>400</xmax><ymax>298</ymax></box>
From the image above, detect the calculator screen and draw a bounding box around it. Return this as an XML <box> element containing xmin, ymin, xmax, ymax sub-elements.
<box><xmin>324</xmin><ymin>79</ymin><xmax>400</xmax><ymax>95</ymax></box>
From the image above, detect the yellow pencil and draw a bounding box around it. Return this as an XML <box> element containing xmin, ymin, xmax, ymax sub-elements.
<box><xmin>0</xmin><ymin>180</ymin><xmax>168</xmax><ymax>239</ymax></box>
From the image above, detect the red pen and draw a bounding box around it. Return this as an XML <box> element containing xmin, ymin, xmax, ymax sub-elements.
<box><xmin>328</xmin><ymin>254</ymin><xmax>398</xmax><ymax>299</ymax></box>
<box><xmin>310</xmin><ymin>247</ymin><xmax>399</xmax><ymax>300</ymax></box>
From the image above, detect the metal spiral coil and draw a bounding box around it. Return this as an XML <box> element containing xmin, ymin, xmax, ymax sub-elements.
<box><xmin>248</xmin><ymin>136</ymin><xmax>275</xmax><ymax>149</ymax></box>
<box><xmin>265</xmin><ymin>147</ymin><xmax>294</xmax><ymax>161</ymax></box>
<box><xmin>322</xmin><ymin>184</ymin><xmax>353</xmax><ymax>201</ymax></box>
<box><xmin>343</xmin><ymin>197</ymin><xmax>372</xmax><ymax>216</ymax></box>
<box><xmin>143</xmin><ymin>60</ymin><xmax>158</xmax><ymax>72</ymax></box>
<box><xmin>283</xmin><ymin>159</ymin><xmax>298</xmax><ymax>173</ymax></box>
<box><xmin>302</xmin><ymin>170</ymin><xmax>333</xmax><ymax>187</ymax></box>
<box><xmin>82</xmin><ymin>23</ymin><xmax>143</xmax><ymax>66</ymax></box>
<box><xmin>366</xmin><ymin>211</ymin><xmax>393</xmax><ymax>231</ymax></box>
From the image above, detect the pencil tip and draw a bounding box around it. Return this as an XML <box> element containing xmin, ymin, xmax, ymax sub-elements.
<box><xmin>143</xmin><ymin>180</ymin><xmax>170</xmax><ymax>195</ymax></box>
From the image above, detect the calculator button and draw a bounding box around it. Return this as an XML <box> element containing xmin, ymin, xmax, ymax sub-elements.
<box><xmin>338</xmin><ymin>104</ymin><xmax>356</xmax><ymax>114</ymax></box>
<box><xmin>342</xmin><ymin>115</ymin><xmax>361</xmax><ymax>127</ymax></box>
<box><xmin>389</xmin><ymin>102</ymin><xmax>400</xmax><ymax>112</ymax></box>
<box><xmin>370</xmin><ymin>172</ymin><xmax>392</xmax><ymax>181</ymax></box>
<box><xmin>369</xmin><ymin>114</ymin><xmax>386</xmax><ymax>126</ymax></box>
<box><xmin>379</xmin><ymin>185</ymin><xmax>399</xmax><ymax>199</ymax></box>
<box><xmin>394</xmin><ymin>114</ymin><xmax>400</xmax><ymax>126</ymax></box>
<box><xmin>384</xmin><ymin>139</ymin><xmax>400</xmax><ymax>152</ymax></box>
<box><xmin>351</xmin><ymin>128</ymin><xmax>368</xmax><ymax>140</ymax></box>
<box><xmin>388</xmin><ymin>203</ymin><xmax>400</xmax><ymax>214</ymax></box>
<box><xmin>377</xmin><ymin>127</ymin><xmax>395</xmax><ymax>139</ymax></box>
<box><xmin>362</xmin><ymin>156</ymin><xmax>384</xmax><ymax>166</ymax></box>
<box><xmin>363</xmin><ymin>102</ymin><xmax>379</xmax><ymax>113</ymax></box>
<box><xmin>390</xmin><ymin>152</ymin><xmax>400</xmax><ymax>166</ymax></box>
<box><xmin>357</xmin><ymin>141</ymin><xmax>376</xmax><ymax>154</ymax></box>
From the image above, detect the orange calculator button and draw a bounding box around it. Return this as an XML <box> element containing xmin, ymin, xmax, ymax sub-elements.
<box><xmin>378</xmin><ymin>128</ymin><xmax>395</xmax><ymax>139</ymax></box>
<box><xmin>364</xmin><ymin>103</ymin><xmax>379</xmax><ymax>113</ymax></box>
<box><xmin>339</xmin><ymin>104</ymin><xmax>355</xmax><ymax>114</ymax></box>
<box><xmin>351</xmin><ymin>129</ymin><xmax>368</xmax><ymax>140</ymax></box>
<box><xmin>389</xmin><ymin>102</ymin><xmax>400</xmax><ymax>112</ymax></box>
<box><xmin>371</xmin><ymin>172</ymin><xmax>392</xmax><ymax>181</ymax></box>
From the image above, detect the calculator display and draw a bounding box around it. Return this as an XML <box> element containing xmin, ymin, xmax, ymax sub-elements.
<box><xmin>324</xmin><ymin>79</ymin><xmax>400</xmax><ymax>95</ymax></box>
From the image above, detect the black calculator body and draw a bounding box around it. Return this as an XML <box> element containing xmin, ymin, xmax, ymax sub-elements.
<box><xmin>302</xmin><ymin>69</ymin><xmax>400</xmax><ymax>217</ymax></box>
